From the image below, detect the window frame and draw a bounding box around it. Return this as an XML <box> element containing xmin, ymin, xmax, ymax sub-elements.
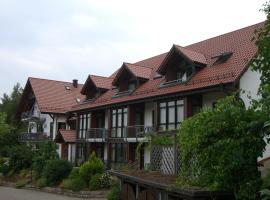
<box><xmin>111</xmin><ymin>107</ymin><xmax>128</xmax><ymax>138</ymax></box>
<box><xmin>158</xmin><ymin>99</ymin><xmax>184</xmax><ymax>131</ymax></box>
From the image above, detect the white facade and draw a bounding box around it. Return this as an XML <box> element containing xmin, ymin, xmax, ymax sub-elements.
<box><xmin>239</xmin><ymin>67</ymin><xmax>261</xmax><ymax>108</ymax></box>
<box><xmin>144</xmin><ymin>102</ymin><xmax>154</xmax><ymax>127</ymax></box>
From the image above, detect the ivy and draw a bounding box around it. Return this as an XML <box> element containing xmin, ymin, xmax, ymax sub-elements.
<box><xmin>177</xmin><ymin>96</ymin><xmax>268</xmax><ymax>200</ymax></box>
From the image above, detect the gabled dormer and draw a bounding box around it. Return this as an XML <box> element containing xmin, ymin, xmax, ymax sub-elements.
<box><xmin>112</xmin><ymin>62</ymin><xmax>152</xmax><ymax>97</ymax></box>
<box><xmin>81</xmin><ymin>75</ymin><xmax>112</xmax><ymax>100</ymax></box>
<box><xmin>157</xmin><ymin>45</ymin><xmax>207</xmax><ymax>86</ymax></box>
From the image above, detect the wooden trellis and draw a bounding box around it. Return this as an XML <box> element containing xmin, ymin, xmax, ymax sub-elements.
<box><xmin>150</xmin><ymin>145</ymin><xmax>180</xmax><ymax>175</ymax></box>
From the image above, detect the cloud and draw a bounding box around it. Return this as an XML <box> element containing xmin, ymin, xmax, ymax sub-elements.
<box><xmin>0</xmin><ymin>0</ymin><xmax>266</xmax><ymax>99</ymax></box>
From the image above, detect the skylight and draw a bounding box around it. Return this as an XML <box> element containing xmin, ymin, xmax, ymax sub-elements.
<box><xmin>65</xmin><ymin>86</ymin><xmax>71</xmax><ymax>90</ymax></box>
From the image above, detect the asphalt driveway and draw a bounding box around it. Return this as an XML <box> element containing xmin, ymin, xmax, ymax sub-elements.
<box><xmin>0</xmin><ymin>186</ymin><xmax>105</xmax><ymax>200</ymax></box>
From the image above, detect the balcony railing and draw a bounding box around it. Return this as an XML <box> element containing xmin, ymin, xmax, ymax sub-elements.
<box><xmin>18</xmin><ymin>132</ymin><xmax>49</xmax><ymax>142</ymax></box>
<box><xmin>85</xmin><ymin>128</ymin><xmax>109</xmax><ymax>142</ymax></box>
<box><xmin>111</xmin><ymin>125</ymin><xmax>156</xmax><ymax>140</ymax></box>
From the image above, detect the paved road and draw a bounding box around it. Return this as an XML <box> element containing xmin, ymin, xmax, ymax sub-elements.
<box><xmin>0</xmin><ymin>186</ymin><xmax>105</xmax><ymax>200</ymax></box>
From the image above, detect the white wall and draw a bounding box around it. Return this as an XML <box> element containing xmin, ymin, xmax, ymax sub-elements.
<box><xmin>144</xmin><ymin>147</ymin><xmax>151</xmax><ymax>166</ymax></box>
<box><xmin>104</xmin><ymin>109</ymin><xmax>109</xmax><ymax>129</ymax></box>
<box><xmin>239</xmin><ymin>67</ymin><xmax>261</xmax><ymax>108</ymax></box>
<box><xmin>144</xmin><ymin>102</ymin><xmax>154</xmax><ymax>127</ymax></box>
<box><xmin>239</xmin><ymin>68</ymin><xmax>270</xmax><ymax>162</ymax></box>
<box><xmin>30</xmin><ymin>102</ymin><xmax>53</xmax><ymax>137</ymax></box>
<box><xmin>68</xmin><ymin>144</ymin><xmax>76</xmax><ymax>164</ymax></box>
<box><xmin>202</xmin><ymin>92</ymin><xmax>226</xmax><ymax>108</ymax></box>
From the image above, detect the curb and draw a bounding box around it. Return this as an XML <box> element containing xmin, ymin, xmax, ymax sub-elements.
<box><xmin>0</xmin><ymin>181</ymin><xmax>108</xmax><ymax>199</ymax></box>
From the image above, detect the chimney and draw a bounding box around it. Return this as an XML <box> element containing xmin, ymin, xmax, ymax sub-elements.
<box><xmin>72</xmin><ymin>79</ymin><xmax>78</xmax><ymax>88</ymax></box>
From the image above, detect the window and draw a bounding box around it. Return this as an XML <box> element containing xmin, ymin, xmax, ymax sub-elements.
<box><xmin>111</xmin><ymin>143</ymin><xmax>127</xmax><ymax>163</ymax></box>
<box><xmin>79</xmin><ymin>113</ymin><xmax>91</xmax><ymax>139</ymax></box>
<box><xmin>77</xmin><ymin>143</ymin><xmax>86</xmax><ymax>161</ymax></box>
<box><xmin>111</xmin><ymin>108</ymin><xmax>128</xmax><ymax>137</ymax></box>
<box><xmin>159</xmin><ymin>100</ymin><xmax>184</xmax><ymax>131</ymax></box>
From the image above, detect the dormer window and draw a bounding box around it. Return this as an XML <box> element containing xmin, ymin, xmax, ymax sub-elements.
<box><xmin>112</xmin><ymin>63</ymin><xmax>152</xmax><ymax>97</ymax></box>
<box><xmin>158</xmin><ymin>45</ymin><xmax>207</xmax><ymax>87</ymax></box>
<box><xmin>81</xmin><ymin>75</ymin><xmax>112</xmax><ymax>101</ymax></box>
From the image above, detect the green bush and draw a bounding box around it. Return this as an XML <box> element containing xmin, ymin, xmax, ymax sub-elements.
<box><xmin>70</xmin><ymin>176</ymin><xmax>87</xmax><ymax>192</ymax></box>
<box><xmin>36</xmin><ymin>177</ymin><xmax>47</xmax><ymax>188</ymax></box>
<box><xmin>89</xmin><ymin>173</ymin><xmax>102</xmax><ymax>190</ymax></box>
<box><xmin>8</xmin><ymin>145</ymin><xmax>33</xmax><ymax>172</ymax></box>
<box><xmin>69</xmin><ymin>167</ymin><xmax>80</xmax><ymax>179</ymax></box>
<box><xmin>100</xmin><ymin>173</ymin><xmax>113</xmax><ymax>189</ymax></box>
<box><xmin>79</xmin><ymin>152</ymin><xmax>105</xmax><ymax>184</ymax></box>
<box><xmin>60</xmin><ymin>178</ymin><xmax>72</xmax><ymax>189</ymax></box>
<box><xmin>0</xmin><ymin>158</ymin><xmax>9</xmax><ymax>175</ymax></box>
<box><xmin>15</xmin><ymin>179</ymin><xmax>28</xmax><ymax>188</ymax></box>
<box><xmin>107</xmin><ymin>184</ymin><xmax>120</xmax><ymax>200</ymax></box>
<box><xmin>42</xmin><ymin>159</ymin><xmax>72</xmax><ymax>186</ymax></box>
<box><xmin>32</xmin><ymin>141</ymin><xmax>58</xmax><ymax>179</ymax></box>
<box><xmin>178</xmin><ymin>96</ymin><xmax>267</xmax><ymax>200</ymax></box>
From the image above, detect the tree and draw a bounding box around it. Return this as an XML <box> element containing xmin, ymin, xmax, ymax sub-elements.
<box><xmin>251</xmin><ymin>1</ymin><xmax>270</xmax><ymax>118</ymax></box>
<box><xmin>0</xmin><ymin>112</ymin><xmax>17</xmax><ymax>156</ymax></box>
<box><xmin>0</xmin><ymin>83</ymin><xmax>23</xmax><ymax>129</ymax></box>
<box><xmin>178</xmin><ymin>96</ymin><xmax>267</xmax><ymax>200</ymax></box>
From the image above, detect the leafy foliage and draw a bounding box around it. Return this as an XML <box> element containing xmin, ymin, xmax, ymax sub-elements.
<box><xmin>89</xmin><ymin>173</ymin><xmax>102</xmax><ymax>190</ymax></box>
<box><xmin>107</xmin><ymin>184</ymin><xmax>120</xmax><ymax>200</ymax></box>
<box><xmin>32</xmin><ymin>141</ymin><xmax>58</xmax><ymax>178</ymax></box>
<box><xmin>0</xmin><ymin>112</ymin><xmax>17</xmax><ymax>156</ymax></box>
<box><xmin>0</xmin><ymin>83</ymin><xmax>23</xmax><ymax>124</ymax></box>
<box><xmin>178</xmin><ymin>96</ymin><xmax>268</xmax><ymax>199</ymax></box>
<box><xmin>69</xmin><ymin>176</ymin><xmax>87</xmax><ymax>192</ymax></box>
<box><xmin>42</xmin><ymin>159</ymin><xmax>72</xmax><ymax>186</ymax></box>
<box><xmin>79</xmin><ymin>152</ymin><xmax>105</xmax><ymax>185</ymax></box>
<box><xmin>100</xmin><ymin>173</ymin><xmax>113</xmax><ymax>189</ymax></box>
<box><xmin>8</xmin><ymin>145</ymin><xmax>33</xmax><ymax>172</ymax></box>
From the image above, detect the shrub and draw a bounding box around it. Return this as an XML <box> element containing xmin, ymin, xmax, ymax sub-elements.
<box><xmin>36</xmin><ymin>177</ymin><xmax>47</xmax><ymax>188</ymax></box>
<box><xmin>70</xmin><ymin>176</ymin><xmax>87</xmax><ymax>192</ymax></box>
<box><xmin>8</xmin><ymin>145</ymin><xmax>33</xmax><ymax>172</ymax></box>
<box><xmin>79</xmin><ymin>152</ymin><xmax>105</xmax><ymax>184</ymax></box>
<box><xmin>32</xmin><ymin>141</ymin><xmax>58</xmax><ymax>179</ymax></box>
<box><xmin>42</xmin><ymin>159</ymin><xmax>72</xmax><ymax>186</ymax></box>
<box><xmin>100</xmin><ymin>173</ymin><xmax>113</xmax><ymax>189</ymax></box>
<box><xmin>15</xmin><ymin>179</ymin><xmax>28</xmax><ymax>188</ymax></box>
<box><xmin>69</xmin><ymin>167</ymin><xmax>80</xmax><ymax>179</ymax></box>
<box><xmin>60</xmin><ymin>178</ymin><xmax>72</xmax><ymax>189</ymax></box>
<box><xmin>178</xmin><ymin>96</ymin><xmax>267</xmax><ymax>200</ymax></box>
<box><xmin>0</xmin><ymin>159</ymin><xmax>9</xmax><ymax>175</ymax></box>
<box><xmin>107</xmin><ymin>184</ymin><xmax>120</xmax><ymax>200</ymax></box>
<box><xmin>89</xmin><ymin>173</ymin><xmax>102</xmax><ymax>190</ymax></box>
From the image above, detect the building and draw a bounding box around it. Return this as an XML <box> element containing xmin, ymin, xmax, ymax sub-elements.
<box><xmin>17</xmin><ymin>77</ymin><xmax>84</xmax><ymax>162</ymax></box>
<box><xmin>17</xmin><ymin>22</ymin><xmax>267</xmax><ymax>170</ymax></box>
<box><xmin>69</xmin><ymin>22</ymin><xmax>263</xmax><ymax>168</ymax></box>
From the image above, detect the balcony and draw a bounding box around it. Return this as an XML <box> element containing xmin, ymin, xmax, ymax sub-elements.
<box><xmin>85</xmin><ymin>128</ymin><xmax>108</xmax><ymax>142</ymax></box>
<box><xmin>18</xmin><ymin>132</ymin><xmax>49</xmax><ymax>142</ymax></box>
<box><xmin>111</xmin><ymin>125</ymin><xmax>156</xmax><ymax>142</ymax></box>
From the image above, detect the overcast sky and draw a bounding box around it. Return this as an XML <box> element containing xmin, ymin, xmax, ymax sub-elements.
<box><xmin>0</xmin><ymin>0</ymin><xmax>266</xmax><ymax>98</ymax></box>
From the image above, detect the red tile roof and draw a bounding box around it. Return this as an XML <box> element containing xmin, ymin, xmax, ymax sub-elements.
<box><xmin>81</xmin><ymin>75</ymin><xmax>112</xmax><ymax>94</ymax></box>
<box><xmin>72</xmin><ymin>22</ymin><xmax>263</xmax><ymax>112</ymax></box>
<box><xmin>56</xmin><ymin>129</ymin><xmax>76</xmax><ymax>143</ymax></box>
<box><xmin>175</xmin><ymin>45</ymin><xmax>207</xmax><ymax>65</ymax></box>
<box><xmin>112</xmin><ymin>63</ymin><xmax>153</xmax><ymax>85</ymax></box>
<box><xmin>18</xmin><ymin>77</ymin><xmax>85</xmax><ymax>115</ymax></box>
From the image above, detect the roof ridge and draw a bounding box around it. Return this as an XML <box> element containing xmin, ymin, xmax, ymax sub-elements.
<box><xmin>185</xmin><ymin>21</ymin><xmax>264</xmax><ymax>48</ymax></box>
<box><xmin>29</xmin><ymin>77</ymin><xmax>83</xmax><ymax>86</ymax></box>
<box><xmin>89</xmin><ymin>74</ymin><xmax>113</xmax><ymax>79</ymax></box>
<box><xmin>125</xmin><ymin>62</ymin><xmax>154</xmax><ymax>70</ymax></box>
<box><xmin>133</xmin><ymin>52</ymin><xmax>168</xmax><ymax>65</ymax></box>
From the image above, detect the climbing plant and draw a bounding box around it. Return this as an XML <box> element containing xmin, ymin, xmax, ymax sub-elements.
<box><xmin>177</xmin><ymin>96</ymin><xmax>268</xmax><ymax>200</ymax></box>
